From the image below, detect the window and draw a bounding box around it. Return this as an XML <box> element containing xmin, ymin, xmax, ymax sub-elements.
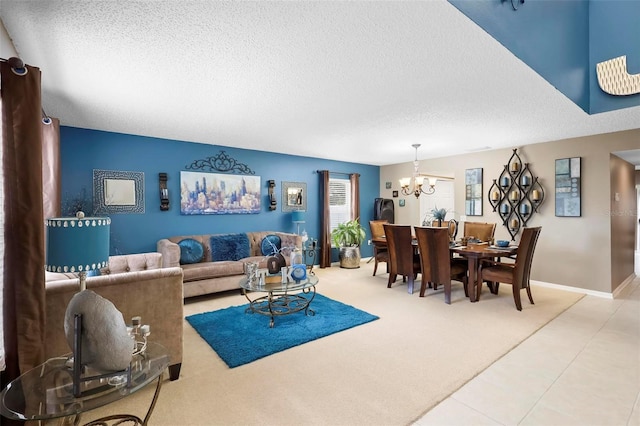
<box><xmin>329</xmin><ymin>177</ymin><xmax>352</xmax><ymax>243</ymax></box>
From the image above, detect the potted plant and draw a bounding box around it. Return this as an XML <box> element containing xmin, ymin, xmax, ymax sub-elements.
<box><xmin>431</xmin><ymin>206</ymin><xmax>448</xmax><ymax>227</ymax></box>
<box><xmin>331</xmin><ymin>218</ymin><xmax>366</xmax><ymax>269</ymax></box>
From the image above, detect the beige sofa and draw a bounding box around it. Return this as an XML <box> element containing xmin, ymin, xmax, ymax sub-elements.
<box><xmin>157</xmin><ymin>231</ymin><xmax>302</xmax><ymax>298</ymax></box>
<box><xmin>45</xmin><ymin>252</ymin><xmax>184</xmax><ymax>380</ymax></box>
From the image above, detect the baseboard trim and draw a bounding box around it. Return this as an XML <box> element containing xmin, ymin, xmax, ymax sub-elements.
<box><xmin>531</xmin><ymin>280</ymin><xmax>614</xmax><ymax>299</ymax></box>
<box><xmin>612</xmin><ymin>274</ymin><xmax>637</xmax><ymax>299</ymax></box>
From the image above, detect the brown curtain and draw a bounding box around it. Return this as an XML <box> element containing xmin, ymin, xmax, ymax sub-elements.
<box><xmin>1</xmin><ymin>62</ymin><xmax>46</xmax><ymax>384</ymax></box>
<box><xmin>319</xmin><ymin>170</ymin><xmax>331</xmax><ymax>268</ymax></box>
<box><xmin>350</xmin><ymin>173</ymin><xmax>360</xmax><ymax>222</ymax></box>
<box><xmin>42</xmin><ymin>117</ymin><xmax>61</xmax><ymax>218</ymax></box>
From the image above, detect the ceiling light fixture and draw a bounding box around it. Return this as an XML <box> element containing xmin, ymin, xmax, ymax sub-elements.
<box><xmin>399</xmin><ymin>144</ymin><xmax>438</xmax><ymax>198</ymax></box>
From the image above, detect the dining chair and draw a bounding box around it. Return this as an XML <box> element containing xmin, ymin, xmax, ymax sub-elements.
<box><xmin>369</xmin><ymin>219</ymin><xmax>389</xmax><ymax>276</ymax></box>
<box><xmin>463</xmin><ymin>221</ymin><xmax>496</xmax><ymax>242</ymax></box>
<box><xmin>414</xmin><ymin>226</ymin><xmax>468</xmax><ymax>304</ymax></box>
<box><xmin>383</xmin><ymin>224</ymin><xmax>421</xmax><ymax>294</ymax></box>
<box><xmin>430</xmin><ymin>219</ymin><xmax>458</xmax><ymax>241</ymax></box>
<box><xmin>477</xmin><ymin>226</ymin><xmax>542</xmax><ymax>311</ymax></box>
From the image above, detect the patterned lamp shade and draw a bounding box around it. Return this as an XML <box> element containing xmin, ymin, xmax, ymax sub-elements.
<box><xmin>45</xmin><ymin>213</ymin><xmax>111</xmax><ymax>274</ymax></box>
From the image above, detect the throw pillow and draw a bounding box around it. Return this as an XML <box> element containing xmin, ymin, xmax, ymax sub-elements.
<box><xmin>178</xmin><ymin>238</ymin><xmax>205</xmax><ymax>264</ymax></box>
<box><xmin>260</xmin><ymin>234</ymin><xmax>282</xmax><ymax>256</ymax></box>
<box><xmin>210</xmin><ymin>233</ymin><xmax>250</xmax><ymax>261</ymax></box>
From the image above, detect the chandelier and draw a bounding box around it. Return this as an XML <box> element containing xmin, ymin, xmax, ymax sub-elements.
<box><xmin>399</xmin><ymin>144</ymin><xmax>438</xmax><ymax>198</ymax></box>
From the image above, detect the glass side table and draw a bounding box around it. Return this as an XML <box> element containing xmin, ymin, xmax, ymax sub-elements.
<box><xmin>302</xmin><ymin>246</ymin><xmax>320</xmax><ymax>271</ymax></box>
<box><xmin>1</xmin><ymin>341</ymin><xmax>169</xmax><ymax>425</ymax></box>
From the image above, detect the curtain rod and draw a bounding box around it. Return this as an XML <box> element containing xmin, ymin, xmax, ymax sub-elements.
<box><xmin>315</xmin><ymin>170</ymin><xmax>359</xmax><ymax>177</ymax></box>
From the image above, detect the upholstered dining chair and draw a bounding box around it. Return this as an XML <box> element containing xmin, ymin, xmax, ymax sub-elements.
<box><xmin>463</xmin><ymin>221</ymin><xmax>496</xmax><ymax>243</ymax></box>
<box><xmin>430</xmin><ymin>219</ymin><xmax>458</xmax><ymax>241</ymax></box>
<box><xmin>383</xmin><ymin>224</ymin><xmax>421</xmax><ymax>294</ymax></box>
<box><xmin>477</xmin><ymin>226</ymin><xmax>542</xmax><ymax>311</ymax></box>
<box><xmin>368</xmin><ymin>219</ymin><xmax>389</xmax><ymax>276</ymax></box>
<box><xmin>414</xmin><ymin>226</ymin><xmax>468</xmax><ymax>304</ymax></box>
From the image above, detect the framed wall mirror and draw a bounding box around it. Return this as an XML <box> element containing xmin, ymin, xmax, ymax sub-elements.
<box><xmin>282</xmin><ymin>181</ymin><xmax>306</xmax><ymax>212</ymax></box>
<box><xmin>93</xmin><ymin>169</ymin><xmax>145</xmax><ymax>214</ymax></box>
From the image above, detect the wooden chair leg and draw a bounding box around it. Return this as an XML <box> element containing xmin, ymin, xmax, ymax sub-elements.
<box><xmin>387</xmin><ymin>274</ymin><xmax>396</xmax><ymax>288</ymax></box>
<box><xmin>419</xmin><ymin>278</ymin><xmax>428</xmax><ymax>297</ymax></box>
<box><xmin>444</xmin><ymin>281</ymin><xmax>451</xmax><ymax>304</ymax></box>
<box><xmin>526</xmin><ymin>285</ymin><xmax>534</xmax><ymax>305</ymax></box>
<box><xmin>513</xmin><ymin>285</ymin><xmax>523</xmax><ymax>311</ymax></box>
<box><xmin>373</xmin><ymin>259</ymin><xmax>378</xmax><ymax>276</ymax></box>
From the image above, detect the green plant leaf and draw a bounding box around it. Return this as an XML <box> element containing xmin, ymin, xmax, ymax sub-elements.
<box><xmin>330</xmin><ymin>218</ymin><xmax>366</xmax><ymax>247</ymax></box>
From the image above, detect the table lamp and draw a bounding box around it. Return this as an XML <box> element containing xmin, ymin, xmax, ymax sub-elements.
<box><xmin>45</xmin><ymin>212</ymin><xmax>133</xmax><ymax>395</ymax></box>
<box><xmin>45</xmin><ymin>212</ymin><xmax>110</xmax><ymax>291</ymax></box>
<box><xmin>291</xmin><ymin>210</ymin><xmax>305</xmax><ymax>235</ymax></box>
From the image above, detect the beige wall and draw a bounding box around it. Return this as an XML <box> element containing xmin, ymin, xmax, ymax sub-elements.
<box><xmin>381</xmin><ymin>129</ymin><xmax>640</xmax><ymax>293</ymax></box>
<box><xmin>610</xmin><ymin>154</ymin><xmax>637</xmax><ymax>291</ymax></box>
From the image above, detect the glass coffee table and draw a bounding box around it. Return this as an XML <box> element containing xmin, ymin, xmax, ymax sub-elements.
<box><xmin>0</xmin><ymin>341</ymin><xmax>169</xmax><ymax>425</ymax></box>
<box><xmin>240</xmin><ymin>273</ymin><xmax>319</xmax><ymax>328</ymax></box>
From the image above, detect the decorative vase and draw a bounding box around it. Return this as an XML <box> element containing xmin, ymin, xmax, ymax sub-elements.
<box><xmin>339</xmin><ymin>246</ymin><xmax>361</xmax><ymax>269</ymax></box>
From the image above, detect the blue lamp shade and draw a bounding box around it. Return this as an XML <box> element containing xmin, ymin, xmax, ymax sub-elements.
<box><xmin>291</xmin><ymin>211</ymin><xmax>305</xmax><ymax>223</ymax></box>
<box><xmin>45</xmin><ymin>215</ymin><xmax>111</xmax><ymax>273</ymax></box>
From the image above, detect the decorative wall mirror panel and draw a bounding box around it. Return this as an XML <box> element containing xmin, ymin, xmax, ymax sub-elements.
<box><xmin>465</xmin><ymin>168</ymin><xmax>483</xmax><ymax>216</ymax></box>
<box><xmin>282</xmin><ymin>181</ymin><xmax>306</xmax><ymax>212</ymax></box>
<box><xmin>93</xmin><ymin>169</ymin><xmax>144</xmax><ymax>214</ymax></box>
<box><xmin>555</xmin><ymin>157</ymin><xmax>581</xmax><ymax>217</ymax></box>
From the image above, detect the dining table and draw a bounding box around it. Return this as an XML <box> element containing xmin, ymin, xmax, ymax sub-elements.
<box><xmin>372</xmin><ymin>236</ymin><xmax>517</xmax><ymax>302</ymax></box>
<box><xmin>450</xmin><ymin>243</ymin><xmax>518</xmax><ymax>302</ymax></box>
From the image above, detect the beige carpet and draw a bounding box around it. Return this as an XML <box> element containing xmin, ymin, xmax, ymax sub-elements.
<box><xmin>83</xmin><ymin>262</ymin><xmax>583</xmax><ymax>426</ymax></box>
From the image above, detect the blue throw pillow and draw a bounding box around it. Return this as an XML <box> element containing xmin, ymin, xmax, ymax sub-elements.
<box><xmin>86</xmin><ymin>269</ymin><xmax>101</xmax><ymax>277</ymax></box>
<box><xmin>178</xmin><ymin>238</ymin><xmax>204</xmax><ymax>264</ymax></box>
<box><xmin>210</xmin><ymin>233</ymin><xmax>250</xmax><ymax>261</ymax></box>
<box><xmin>261</xmin><ymin>234</ymin><xmax>282</xmax><ymax>256</ymax></box>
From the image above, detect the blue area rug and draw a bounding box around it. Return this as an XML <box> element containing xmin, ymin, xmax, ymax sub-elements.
<box><xmin>186</xmin><ymin>294</ymin><xmax>379</xmax><ymax>368</ymax></box>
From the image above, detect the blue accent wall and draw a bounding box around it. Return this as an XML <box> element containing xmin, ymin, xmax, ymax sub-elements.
<box><xmin>60</xmin><ymin>126</ymin><xmax>379</xmax><ymax>260</ymax></box>
<box><xmin>589</xmin><ymin>0</ymin><xmax>640</xmax><ymax>114</ymax></box>
<box><xmin>449</xmin><ymin>0</ymin><xmax>639</xmax><ymax>114</ymax></box>
<box><xmin>449</xmin><ymin>0</ymin><xmax>590</xmax><ymax>112</ymax></box>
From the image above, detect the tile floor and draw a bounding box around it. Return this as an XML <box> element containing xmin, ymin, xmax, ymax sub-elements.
<box><xmin>415</xmin><ymin>272</ymin><xmax>640</xmax><ymax>426</ymax></box>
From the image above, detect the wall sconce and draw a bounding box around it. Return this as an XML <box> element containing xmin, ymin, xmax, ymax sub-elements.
<box><xmin>267</xmin><ymin>180</ymin><xmax>277</xmax><ymax>211</ymax></box>
<box><xmin>488</xmin><ymin>148</ymin><xmax>544</xmax><ymax>240</ymax></box>
<box><xmin>159</xmin><ymin>173</ymin><xmax>169</xmax><ymax>211</ymax></box>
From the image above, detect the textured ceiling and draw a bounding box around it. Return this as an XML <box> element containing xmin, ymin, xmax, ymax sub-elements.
<box><xmin>1</xmin><ymin>0</ymin><xmax>639</xmax><ymax>166</ymax></box>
